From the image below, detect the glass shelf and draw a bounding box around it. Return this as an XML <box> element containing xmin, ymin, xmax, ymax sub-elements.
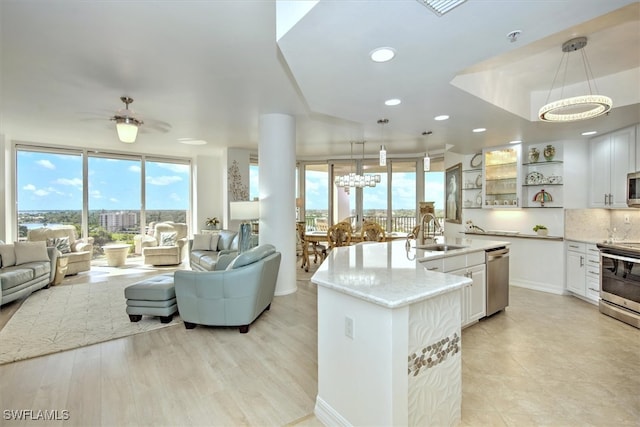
<box><xmin>522</xmin><ymin>183</ymin><xmax>563</xmax><ymax>187</ymax></box>
<box><xmin>523</xmin><ymin>160</ymin><xmax>563</xmax><ymax>166</ymax></box>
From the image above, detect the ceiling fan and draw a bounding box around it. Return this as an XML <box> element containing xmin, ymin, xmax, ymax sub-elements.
<box><xmin>111</xmin><ymin>96</ymin><xmax>143</xmax><ymax>143</ymax></box>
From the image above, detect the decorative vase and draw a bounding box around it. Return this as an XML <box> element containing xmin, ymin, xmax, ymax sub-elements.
<box><xmin>537</xmin><ymin>229</ymin><xmax>548</xmax><ymax>236</ymax></box>
<box><xmin>528</xmin><ymin>148</ymin><xmax>540</xmax><ymax>163</ymax></box>
<box><xmin>543</xmin><ymin>144</ymin><xmax>555</xmax><ymax>161</ymax></box>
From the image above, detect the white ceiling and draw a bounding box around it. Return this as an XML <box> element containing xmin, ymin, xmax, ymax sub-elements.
<box><xmin>1</xmin><ymin>0</ymin><xmax>639</xmax><ymax>159</ymax></box>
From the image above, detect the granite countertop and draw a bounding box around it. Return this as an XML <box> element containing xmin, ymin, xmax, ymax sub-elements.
<box><xmin>310</xmin><ymin>238</ymin><xmax>508</xmax><ymax>309</ymax></box>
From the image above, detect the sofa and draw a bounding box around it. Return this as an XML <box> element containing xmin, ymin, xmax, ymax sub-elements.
<box><xmin>188</xmin><ymin>229</ymin><xmax>239</xmax><ymax>271</ymax></box>
<box><xmin>0</xmin><ymin>240</ymin><xmax>58</xmax><ymax>306</ymax></box>
<box><xmin>27</xmin><ymin>225</ymin><xmax>93</xmax><ymax>275</ymax></box>
<box><xmin>142</xmin><ymin>222</ymin><xmax>188</xmax><ymax>266</ymax></box>
<box><xmin>175</xmin><ymin>244</ymin><xmax>282</xmax><ymax>333</ymax></box>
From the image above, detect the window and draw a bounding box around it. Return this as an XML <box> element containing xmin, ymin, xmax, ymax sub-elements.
<box><xmin>16</xmin><ymin>145</ymin><xmax>191</xmax><ymax>259</ymax></box>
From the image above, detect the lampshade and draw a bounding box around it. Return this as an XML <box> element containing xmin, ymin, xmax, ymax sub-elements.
<box><xmin>230</xmin><ymin>201</ymin><xmax>260</xmax><ymax>221</ymax></box>
<box><xmin>379</xmin><ymin>145</ymin><xmax>387</xmax><ymax>166</ymax></box>
<box><xmin>115</xmin><ymin>118</ymin><xmax>140</xmax><ymax>143</ymax></box>
<box><xmin>424</xmin><ymin>155</ymin><xmax>431</xmax><ymax>171</ymax></box>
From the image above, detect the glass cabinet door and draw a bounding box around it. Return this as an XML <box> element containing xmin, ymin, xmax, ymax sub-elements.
<box><xmin>482</xmin><ymin>145</ymin><xmax>521</xmax><ymax>208</ymax></box>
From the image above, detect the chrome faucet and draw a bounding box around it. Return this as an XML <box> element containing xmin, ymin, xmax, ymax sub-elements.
<box><xmin>418</xmin><ymin>213</ymin><xmax>442</xmax><ymax>245</ymax></box>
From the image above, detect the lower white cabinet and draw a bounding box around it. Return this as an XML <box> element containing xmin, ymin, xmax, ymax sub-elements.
<box><xmin>450</xmin><ymin>263</ymin><xmax>486</xmax><ymax>328</ymax></box>
<box><xmin>565</xmin><ymin>240</ymin><xmax>600</xmax><ymax>304</ymax></box>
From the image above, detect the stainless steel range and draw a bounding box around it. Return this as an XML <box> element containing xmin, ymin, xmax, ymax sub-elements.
<box><xmin>596</xmin><ymin>242</ymin><xmax>640</xmax><ymax>329</ymax></box>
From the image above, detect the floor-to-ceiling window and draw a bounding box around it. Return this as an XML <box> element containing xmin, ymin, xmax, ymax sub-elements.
<box><xmin>15</xmin><ymin>145</ymin><xmax>191</xmax><ymax>259</ymax></box>
<box><xmin>305</xmin><ymin>164</ymin><xmax>329</xmax><ymax>230</ymax></box>
<box><xmin>390</xmin><ymin>160</ymin><xmax>416</xmax><ymax>232</ymax></box>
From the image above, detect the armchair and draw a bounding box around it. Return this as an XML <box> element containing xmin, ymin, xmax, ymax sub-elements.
<box><xmin>27</xmin><ymin>225</ymin><xmax>93</xmax><ymax>275</ymax></box>
<box><xmin>142</xmin><ymin>221</ymin><xmax>188</xmax><ymax>266</ymax></box>
<box><xmin>174</xmin><ymin>244</ymin><xmax>282</xmax><ymax>333</ymax></box>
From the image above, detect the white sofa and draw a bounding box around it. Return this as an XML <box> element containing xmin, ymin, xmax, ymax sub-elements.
<box><xmin>142</xmin><ymin>222</ymin><xmax>188</xmax><ymax>266</ymax></box>
<box><xmin>27</xmin><ymin>226</ymin><xmax>93</xmax><ymax>275</ymax></box>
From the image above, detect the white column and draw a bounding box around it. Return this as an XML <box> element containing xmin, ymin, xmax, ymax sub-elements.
<box><xmin>259</xmin><ymin>114</ymin><xmax>297</xmax><ymax>296</ymax></box>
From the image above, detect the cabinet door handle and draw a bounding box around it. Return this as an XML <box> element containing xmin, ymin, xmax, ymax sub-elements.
<box><xmin>588</xmin><ymin>270</ymin><xmax>599</xmax><ymax>275</ymax></box>
<box><xmin>588</xmin><ymin>287</ymin><xmax>599</xmax><ymax>292</ymax></box>
<box><xmin>580</xmin><ymin>256</ymin><xmax>584</xmax><ymax>267</ymax></box>
<box><xmin>427</xmin><ymin>267</ymin><xmax>439</xmax><ymax>271</ymax></box>
<box><xmin>604</xmin><ymin>194</ymin><xmax>608</xmax><ymax>205</ymax></box>
<box><xmin>569</xmin><ymin>244</ymin><xmax>579</xmax><ymax>249</ymax></box>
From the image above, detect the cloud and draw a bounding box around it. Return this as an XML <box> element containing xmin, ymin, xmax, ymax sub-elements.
<box><xmin>155</xmin><ymin>163</ymin><xmax>189</xmax><ymax>174</ymax></box>
<box><xmin>129</xmin><ymin>165</ymin><xmax>141</xmax><ymax>173</ymax></box>
<box><xmin>34</xmin><ymin>189</ymin><xmax>50</xmax><ymax>196</ymax></box>
<box><xmin>146</xmin><ymin>175</ymin><xmax>183</xmax><ymax>186</ymax></box>
<box><xmin>23</xmin><ymin>184</ymin><xmax>36</xmax><ymax>191</ymax></box>
<box><xmin>169</xmin><ymin>193</ymin><xmax>181</xmax><ymax>202</ymax></box>
<box><xmin>90</xmin><ymin>190</ymin><xmax>102</xmax><ymax>199</ymax></box>
<box><xmin>54</xmin><ymin>177</ymin><xmax>82</xmax><ymax>189</ymax></box>
<box><xmin>36</xmin><ymin>159</ymin><xmax>55</xmax><ymax>170</ymax></box>
<box><xmin>109</xmin><ymin>197</ymin><xmax>119</xmax><ymax>203</ymax></box>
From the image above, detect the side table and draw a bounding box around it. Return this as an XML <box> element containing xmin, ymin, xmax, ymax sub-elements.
<box><xmin>53</xmin><ymin>256</ymin><xmax>69</xmax><ymax>285</ymax></box>
<box><xmin>103</xmin><ymin>244</ymin><xmax>131</xmax><ymax>267</ymax></box>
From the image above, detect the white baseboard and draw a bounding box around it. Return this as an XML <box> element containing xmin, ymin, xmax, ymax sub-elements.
<box><xmin>510</xmin><ymin>280</ymin><xmax>565</xmax><ymax>295</ymax></box>
<box><xmin>314</xmin><ymin>396</ymin><xmax>352</xmax><ymax>427</ymax></box>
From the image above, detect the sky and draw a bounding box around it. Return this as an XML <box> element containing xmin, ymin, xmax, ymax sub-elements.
<box><xmin>17</xmin><ymin>151</ymin><xmax>190</xmax><ymax>211</ymax></box>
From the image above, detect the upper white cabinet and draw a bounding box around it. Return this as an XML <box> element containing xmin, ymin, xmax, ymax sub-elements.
<box><xmin>482</xmin><ymin>144</ymin><xmax>521</xmax><ymax>208</ymax></box>
<box><xmin>589</xmin><ymin>126</ymin><xmax>637</xmax><ymax>208</ymax></box>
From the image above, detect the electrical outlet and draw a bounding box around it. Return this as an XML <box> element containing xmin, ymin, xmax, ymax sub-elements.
<box><xmin>624</xmin><ymin>214</ymin><xmax>631</xmax><ymax>224</ymax></box>
<box><xmin>344</xmin><ymin>316</ymin><xmax>354</xmax><ymax>339</ymax></box>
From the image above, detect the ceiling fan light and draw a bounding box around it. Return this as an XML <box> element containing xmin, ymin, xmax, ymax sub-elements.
<box><xmin>116</xmin><ymin>118</ymin><xmax>139</xmax><ymax>143</ymax></box>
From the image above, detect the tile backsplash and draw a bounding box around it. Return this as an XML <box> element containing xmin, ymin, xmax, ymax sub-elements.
<box><xmin>565</xmin><ymin>208</ymin><xmax>640</xmax><ymax>242</ymax></box>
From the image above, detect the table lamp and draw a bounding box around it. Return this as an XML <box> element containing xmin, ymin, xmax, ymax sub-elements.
<box><xmin>230</xmin><ymin>200</ymin><xmax>260</xmax><ymax>253</ymax></box>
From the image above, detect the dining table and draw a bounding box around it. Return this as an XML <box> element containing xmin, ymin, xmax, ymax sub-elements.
<box><xmin>304</xmin><ymin>230</ymin><xmax>409</xmax><ymax>244</ymax></box>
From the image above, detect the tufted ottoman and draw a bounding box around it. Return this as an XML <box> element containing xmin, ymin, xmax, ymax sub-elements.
<box><xmin>124</xmin><ymin>273</ymin><xmax>177</xmax><ymax>323</ymax></box>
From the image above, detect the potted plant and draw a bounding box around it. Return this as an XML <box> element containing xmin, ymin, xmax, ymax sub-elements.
<box><xmin>533</xmin><ymin>224</ymin><xmax>548</xmax><ymax>236</ymax></box>
<box><xmin>205</xmin><ymin>217</ymin><xmax>220</xmax><ymax>230</ymax></box>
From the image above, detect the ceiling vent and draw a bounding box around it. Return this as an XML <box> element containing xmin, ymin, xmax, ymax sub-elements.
<box><xmin>415</xmin><ymin>0</ymin><xmax>468</xmax><ymax>17</ymax></box>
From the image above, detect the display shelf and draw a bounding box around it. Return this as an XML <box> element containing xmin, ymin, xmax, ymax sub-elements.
<box><xmin>482</xmin><ymin>145</ymin><xmax>521</xmax><ymax>208</ymax></box>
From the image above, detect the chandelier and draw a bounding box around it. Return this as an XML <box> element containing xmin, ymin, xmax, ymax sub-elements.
<box><xmin>334</xmin><ymin>141</ymin><xmax>381</xmax><ymax>193</ymax></box>
<box><xmin>538</xmin><ymin>37</ymin><xmax>612</xmax><ymax>122</ymax></box>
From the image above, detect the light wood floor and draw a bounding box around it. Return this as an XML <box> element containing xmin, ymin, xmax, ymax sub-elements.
<box><xmin>0</xmin><ymin>261</ymin><xmax>638</xmax><ymax>426</ymax></box>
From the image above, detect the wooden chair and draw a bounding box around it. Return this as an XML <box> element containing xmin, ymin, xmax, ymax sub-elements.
<box><xmin>296</xmin><ymin>222</ymin><xmax>326</xmax><ymax>272</ymax></box>
<box><xmin>361</xmin><ymin>221</ymin><xmax>386</xmax><ymax>242</ymax></box>
<box><xmin>327</xmin><ymin>221</ymin><xmax>352</xmax><ymax>249</ymax></box>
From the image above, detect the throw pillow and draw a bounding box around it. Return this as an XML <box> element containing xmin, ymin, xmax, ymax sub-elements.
<box><xmin>192</xmin><ymin>234</ymin><xmax>212</xmax><ymax>251</ymax></box>
<box><xmin>14</xmin><ymin>241</ymin><xmax>49</xmax><ymax>265</ymax></box>
<box><xmin>0</xmin><ymin>244</ymin><xmax>16</xmax><ymax>267</ymax></box>
<box><xmin>160</xmin><ymin>231</ymin><xmax>178</xmax><ymax>246</ymax></box>
<box><xmin>50</xmin><ymin>236</ymin><xmax>71</xmax><ymax>254</ymax></box>
<box><xmin>210</xmin><ymin>234</ymin><xmax>220</xmax><ymax>251</ymax></box>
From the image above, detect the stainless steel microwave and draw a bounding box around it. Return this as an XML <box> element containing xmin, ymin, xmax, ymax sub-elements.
<box><xmin>628</xmin><ymin>172</ymin><xmax>640</xmax><ymax>207</ymax></box>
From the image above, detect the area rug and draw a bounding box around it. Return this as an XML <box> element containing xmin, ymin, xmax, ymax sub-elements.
<box><xmin>0</xmin><ymin>268</ymin><xmax>181</xmax><ymax>365</ymax></box>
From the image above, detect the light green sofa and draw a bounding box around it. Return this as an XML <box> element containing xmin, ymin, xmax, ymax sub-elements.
<box><xmin>175</xmin><ymin>244</ymin><xmax>281</xmax><ymax>333</ymax></box>
<box><xmin>0</xmin><ymin>240</ymin><xmax>58</xmax><ymax>306</ymax></box>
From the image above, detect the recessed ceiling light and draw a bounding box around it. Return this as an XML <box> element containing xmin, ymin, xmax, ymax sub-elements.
<box><xmin>370</xmin><ymin>47</ymin><xmax>396</xmax><ymax>63</ymax></box>
<box><xmin>434</xmin><ymin>115</ymin><xmax>449</xmax><ymax>121</ymax></box>
<box><xmin>178</xmin><ymin>138</ymin><xmax>208</xmax><ymax>145</ymax></box>
<box><xmin>385</xmin><ymin>98</ymin><xmax>401</xmax><ymax>106</ymax></box>
<box><xmin>509</xmin><ymin>140</ymin><xmax>522</xmax><ymax>144</ymax></box>
<box><xmin>582</xmin><ymin>131</ymin><xmax>597</xmax><ymax>136</ymax></box>
<box><xmin>472</xmin><ymin>128</ymin><xmax>486</xmax><ymax>133</ymax></box>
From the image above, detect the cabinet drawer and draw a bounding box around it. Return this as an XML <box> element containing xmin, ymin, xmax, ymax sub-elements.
<box><xmin>586</xmin><ymin>277</ymin><xmax>600</xmax><ymax>302</ymax></box>
<box><xmin>566</xmin><ymin>241</ymin><xmax>586</xmax><ymax>252</ymax></box>
<box><xmin>444</xmin><ymin>255</ymin><xmax>466</xmax><ymax>272</ymax></box>
<box><xmin>466</xmin><ymin>251</ymin><xmax>485</xmax><ymax>267</ymax></box>
<box><xmin>421</xmin><ymin>259</ymin><xmax>444</xmax><ymax>272</ymax></box>
<box><xmin>586</xmin><ymin>255</ymin><xmax>600</xmax><ymax>278</ymax></box>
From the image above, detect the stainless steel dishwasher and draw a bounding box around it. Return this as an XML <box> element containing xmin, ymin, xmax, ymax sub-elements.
<box><xmin>485</xmin><ymin>247</ymin><xmax>510</xmax><ymax>316</ymax></box>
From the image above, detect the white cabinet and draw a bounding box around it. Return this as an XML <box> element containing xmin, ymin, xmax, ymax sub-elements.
<box><xmin>447</xmin><ymin>252</ymin><xmax>486</xmax><ymax>328</ymax></box>
<box><xmin>566</xmin><ymin>241</ymin><xmax>586</xmax><ymax>295</ymax></box>
<box><xmin>565</xmin><ymin>241</ymin><xmax>600</xmax><ymax>304</ymax></box>
<box><xmin>589</xmin><ymin>126</ymin><xmax>636</xmax><ymax>208</ymax></box>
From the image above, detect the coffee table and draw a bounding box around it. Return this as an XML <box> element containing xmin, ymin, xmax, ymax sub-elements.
<box><xmin>103</xmin><ymin>244</ymin><xmax>131</xmax><ymax>267</ymax></box>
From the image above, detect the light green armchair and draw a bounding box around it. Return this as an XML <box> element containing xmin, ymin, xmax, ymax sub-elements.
<box><xmin>174</xmin><ymin>244</ymin><xmax>281</xmax><ymax>333</ymax></box>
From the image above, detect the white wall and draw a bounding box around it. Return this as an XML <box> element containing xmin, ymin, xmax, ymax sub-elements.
<box><xmin>0</xmin><ymin>134</ymin><xmax>7</xmax><ymax>241</ymax></box>
<box><xmin>193</xmin><ymin>154</ymin><xmax>223</xmax><ymax>235</ymax></box>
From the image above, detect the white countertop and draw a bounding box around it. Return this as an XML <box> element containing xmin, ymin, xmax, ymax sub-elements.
<box><xmin>311</xmin><ymin>238</ymin><xmax>509</xmax><ymax>309</ymax></box>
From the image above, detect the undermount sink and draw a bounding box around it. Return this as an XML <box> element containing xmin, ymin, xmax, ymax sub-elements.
<box><xmin>415</xmin><ymin>244</ymin><xmax>467</xmax><ymax>251</ymax></box>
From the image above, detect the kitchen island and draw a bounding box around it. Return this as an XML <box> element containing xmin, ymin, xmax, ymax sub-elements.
<box><xmin>311</xmin><ymin>237</ymin><xmax>509</xmax><ymax>427</ymax></box>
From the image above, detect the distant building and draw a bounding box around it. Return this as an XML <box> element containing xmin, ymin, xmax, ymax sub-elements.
<box><xmin>99</xmin><ymin>211</ymin><xmax>138</xmax><ymax>232</ymax></box>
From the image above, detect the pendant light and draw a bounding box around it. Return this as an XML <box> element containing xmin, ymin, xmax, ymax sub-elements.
<box><xmin>538</xmin><ymin>37</ymin><xmax>612</xmax><ymax>122</ymax></box>
<box><xmin>422</xmin><ymin>131</ymin><xmax>432</xmax><ymax>171</ymax></box>
<box><xmin>378</xmin><ymin>118</ymin><xmax>389</xmax><ymax>166</ymax></box>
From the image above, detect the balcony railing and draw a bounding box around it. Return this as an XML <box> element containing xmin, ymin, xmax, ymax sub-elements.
<box><xmin>303</xmin><ymin>215</ymin><xmax>443</xmax><ymax>233</ymax></box>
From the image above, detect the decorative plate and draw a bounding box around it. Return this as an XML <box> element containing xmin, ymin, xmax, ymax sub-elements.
<box><xmin>470</xmin><ymin>153</ymin><xmax>482</xmax><ymax>168</ymax></box>
<box><xmin>475</xmin><ymin>174</ymin><xmax>482</xmax><ymax>188</ymax></box>
<box><xmin>526</xmin><ymin>171</ymin><xmax>544</xmax><ymax>185</ymax></box>
<box><xmin>475</xmin><ymin>193</ymin><xmax>482</xmax><ymax>206</ymax></box>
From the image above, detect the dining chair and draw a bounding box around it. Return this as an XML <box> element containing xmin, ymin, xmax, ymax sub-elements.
<box><xmin>327</xmin><ymin>221</ymin><xmax>352</xmax><ymax>249</ymax></box>
<box><xmin>361</xmin><ymin>221</ymin><xmax>386</xmax><ymax>242</ymax></box>
<box><xmin>296</xmin><ymin>222</ymin><xmax>326</xmax><ymax>272</ymax></box>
